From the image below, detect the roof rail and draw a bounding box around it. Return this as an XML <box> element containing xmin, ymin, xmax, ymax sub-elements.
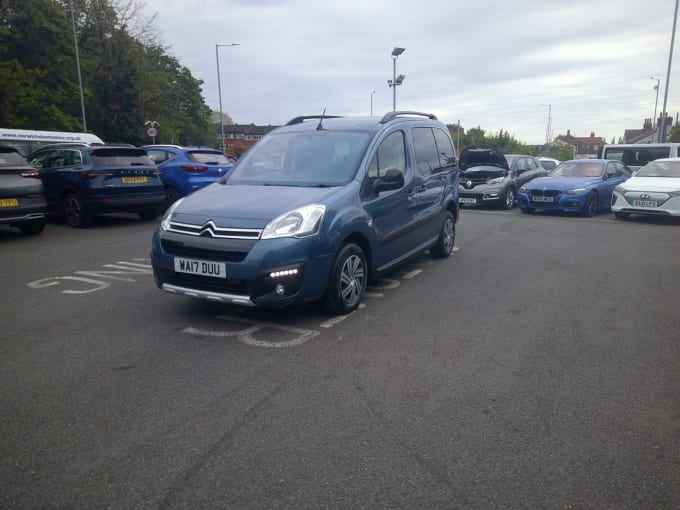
<box><xmin>285</xmin><ymin>115</ymin><xmax>343</xmax><ymax>126</ymax></box>
<box><xmin>380</xmin><ymin>111</ymin><xmax>438</xmax><ymax>123</ymax></box>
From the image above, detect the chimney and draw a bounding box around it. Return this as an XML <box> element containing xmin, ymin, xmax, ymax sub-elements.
<box><xmin>590</xmin><ymin>132</ymin><xmax>595</xmax><ymax>138</ymax></box>
<box><xmin>643</xmin><ymin>118</ymin><xmax>652</xmax><ymax>130</ymax></box>
<box><xmin>567</xmin><ymin>129</ymin><xmax>571</xmax><ymax>136</ymax></box>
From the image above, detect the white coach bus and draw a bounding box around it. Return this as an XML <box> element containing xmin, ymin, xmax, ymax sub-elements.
<box><xmin>0</xmin><ymin>128</ymin><xmax>105</xmax><ymax>156</ymax></box>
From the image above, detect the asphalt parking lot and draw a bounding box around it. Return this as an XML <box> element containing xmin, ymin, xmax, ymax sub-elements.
<box><xmin>1</xmin><ymin>208</ymin><xmax>679</xmax><ymax>509</ymax></box>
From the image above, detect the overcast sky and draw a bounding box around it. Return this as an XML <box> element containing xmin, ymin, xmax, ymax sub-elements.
<box><xmin>140</xmin><ymin>0</ymin><xmax>679</xmax><ymax>145</ymax></box>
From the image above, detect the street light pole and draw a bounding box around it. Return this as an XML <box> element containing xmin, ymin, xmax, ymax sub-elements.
<box><xmin>540</xmin><ymin>104</ymin><xmax>552</xmax><ymax>148</ymax></box>
<box><xmin>389</xmin><ymin>47</ymin><xmax>405</xmax><ymax>111</ymax></box>
<box><xmin>659</xmin><ymin>0</ymin><xmax>678</xmax><ymax>143</ymax></box>
<box><xmin>650</xmin><ymin>77</ymin><xmax>661</xmax><ymax>137</ymax></box>
<box><xmin>370</xmin><ymin>90</ymin><xmax>375</xmax><ymax>116</ymax></box>
<box><xmin>216</xmin><ymin>43</ymin><xmax>240</xmax><ymax>151</ymax></box>
<box><xmin>68</xmin><ymin>0</ymin><xmax>87</xmax><ymax>131</ymax></box>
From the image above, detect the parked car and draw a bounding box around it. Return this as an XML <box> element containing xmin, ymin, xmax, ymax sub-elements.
<box><xmin>538</xmin><ymin>157</ymin><xmax>561</xmax><ymax>171</ymax></box>
<box><xmin>517</xmin><ymin>159</ymin><xmax>631</xmax><ymax>216</ymax></box>
<box><xmin>151</xmin><ymin>111</ymin><xmax>459</xmax><ymax>314</ymax></box>
<box><xmin>458</xmin><ymin>148</ymin><xmax>546</xmax><ymax>209</ymax></box>
<box><xmin>611</xmin><ymin>157</ymin><xmax>680</xmax><ymax>220</ymax></box>
<box><xmin>141</xmin><ymin>145</ymin><xmax>234</xmax><ymax>207</ymax></box>
<box><xmin>28</xmin><ymin>144</ymin><xmax>165</xmax><ymax>227</ymax></box>
<box><xmin>0</xmin><ymin>146</ymin><xmax>46</xmax><ymax>235</ymax></box>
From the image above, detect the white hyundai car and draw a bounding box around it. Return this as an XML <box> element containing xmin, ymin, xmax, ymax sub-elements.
<box><xmin>611</xmin><ymin>157</ymin><xmax>680</xmax><ymax>220</ymax></box>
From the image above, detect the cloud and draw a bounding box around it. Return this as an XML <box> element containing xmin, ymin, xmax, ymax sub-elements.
<box><xmin>142</xmin><ymin>0</ymin><xmax>679</xmax><ymax>144</ymax></box>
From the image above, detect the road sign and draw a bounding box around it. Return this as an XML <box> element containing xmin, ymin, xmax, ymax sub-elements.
<box><xmin>146</xmin><ymin>127</ymin><xmax>158</xmax><ymax>138</ymax></box>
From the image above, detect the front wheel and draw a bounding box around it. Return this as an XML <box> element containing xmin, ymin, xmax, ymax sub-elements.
<box><xmin>430</xmin><ymin>211</ymin><xmax>455</xmax><ymax>258</ymax></box>
<box><xmin>583</xmin><ymin>192</ymin><xmax>598</xmax><ymax>217</ymax></box>
<box><xmin>324</xmin><ymin>243</ymin><xmax>367</xmax><ymax>315</ymax></box>
<box><xmin>63</xmin><ymin>192</ymin><xmax>91</xmax><ymax>228</ymax></box>
<box><xmin>501</xmin><ymin>188</ymin><xmax>515</xmax><ymax>210</ymax></box>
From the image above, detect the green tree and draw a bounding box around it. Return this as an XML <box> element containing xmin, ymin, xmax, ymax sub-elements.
<box><xmin>668</xmin><ymin>125</ymin><xmax>680</xmax><ymax>142</ymax></box>
<box><xmin>0</xmin><ymin>0</ymin><xmax>83</xmax><ymax>129</ymax></box>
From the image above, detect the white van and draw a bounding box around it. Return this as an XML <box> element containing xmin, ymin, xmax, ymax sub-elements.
<box><xmin>600</xmin><ymin>143</ymin><xmax>680</xmax><ymax>171</ymax></box>
<box><xmin>0</xmin><ymin>128</ymin><xmax>104</xmax><ymax>156</ymax></box>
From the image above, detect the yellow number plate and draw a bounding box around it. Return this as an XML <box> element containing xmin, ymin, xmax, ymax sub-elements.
<box><xmin>122</xmin><ymin>176</ymin><xmax>148</xmax><ymax>184</ymax></box>
<box><xmin>0</xmin><ymin>198</ymin><xmax>19</xmax><ymax>207</ymax></box>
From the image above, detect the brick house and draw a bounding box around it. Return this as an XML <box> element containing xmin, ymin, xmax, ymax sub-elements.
<box><xmin>216</xmin><ymin>123</ymin><xmax>279</xmax><ymax>156</ymax></box>
<box><xmin>554</xmin><ymin>130</ymin><xmax>605</xmax><ymax>159</ymax></box>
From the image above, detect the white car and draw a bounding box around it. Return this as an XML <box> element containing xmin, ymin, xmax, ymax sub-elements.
<box><xmin>538</xmin><ymin>157</ymin><xmax>561</xmax><ymax>171</ymax></box>
<box><xmin>611</xmin><ymin>157</ymin><xmax>680</xmax><ymax>220</ymax></box>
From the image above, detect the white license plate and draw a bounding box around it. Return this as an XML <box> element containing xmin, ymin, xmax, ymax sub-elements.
<box><xmin>174</xmin><ymin>257</ymin><xmax>226</xmax><ymax>278</ymax></box>
<box><xmin>532</xmin><ymin>196</ymin><xmax>554</xmax><ymax>203</ymax></box>
<box><xmin>460</xmin><ymin>197</ymin><xmax>477</xmax><ymax>204</ymax></box>
<box><xmin>633</xmin><ymin>200</ymin><xmax>658</xmax><ymax>207</ymax></box>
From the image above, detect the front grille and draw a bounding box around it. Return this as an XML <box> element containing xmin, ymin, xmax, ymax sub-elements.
<box><xmin>161</xmin><ymin>239</ymin><xmax>248</xmax><ymax>262</ymax></box>
<box><xmin>168</xmin><ymin>220</ymin><xmax>261</xmax><ymax>239</ymax></box>
<box><xmin>530</xmin><ymin>189</ymin><xmax>560</xmax><ymax>197</ymax></box>
<box><xmin>157</xmin><ymin>268</ymin><xmax>253</xmax><ymax>295</ymax></box>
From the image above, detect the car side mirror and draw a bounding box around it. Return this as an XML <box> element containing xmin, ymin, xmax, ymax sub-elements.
<box><xmin>374</xmin><ymin>168</ymin><xmax>404</xmax><ymax>193</ymax></box>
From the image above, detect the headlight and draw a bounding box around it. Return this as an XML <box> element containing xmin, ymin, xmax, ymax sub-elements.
<box><xmin>160</xmin><ymin>198</ymin><xmax>183</xmax><ymax>230</ymax></box>
<box><xmin>486</xmin><ymin>177</ymin><xmax>504</xmax><ymax>185</ymax></box>
<box><xmin>261</xmin><ymin>204</ymin><xmax>326</xmax><ymax>239</ymax></box>
<box><xmin>614</xmin><ymin>185</ymin><xmax>627</xmax><ymax>194</ymax></box>
<box><xmin>519</xmin><ymin>186</ymin><xmax>528</xmax><ymax>193</ymax></box>
<box><xmin>566</xmin><ymin>188</ymin><xmax>586</xmax><ymax>195</ymax></box>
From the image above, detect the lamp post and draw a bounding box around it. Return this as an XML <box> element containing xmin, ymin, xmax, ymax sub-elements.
<box><xmin>659</xmin><ymin>0</ymin><xmax>678</xmax><ymax>143</ymax></box>
<box><xmin>370</xmin><ymin>90</ymin><xmax>375</xmax><ymax>116</ymax></box>
<box><xmin>650</xmin><ymin>76</ymin><xmax>661</xmax><ymax>138</ymax></box>
<box><xmin>388</xmin><ymin>47</ymin><xmax>405</xmax><ymax>111</ymax></box>
<box><xmin>68</xmin><ymin>0</ymin><xmax>86</xmax><ymax>131</ymax></box>
<box><xmin>540</xmin><ymin>104</ymin><xmax>552</xmax><ymax>148</ymax></box>
<box><xmin>216</xmin><ymin>43</ymin><xmax>240</xmax><ymax>151</ymax></box>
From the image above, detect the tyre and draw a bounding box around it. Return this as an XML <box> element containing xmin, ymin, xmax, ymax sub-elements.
<box><xmin>501</xmin><ymin>188</ymin><xmax>515</xmax><ymax>210</ymax></box>
<box><xmin>614</xmin><ymin>211</ymin><xmax>630</xmax><ymax>220</ymax></box>
<box><xmin>18</xmin><ymin>219</ymin><xmax>46</xmax><ymax>235</ymax></box>
<box><xmin>324</xmin><ymin>243</ymin><xmax>367</xmax><ymax>315</ymax></box>
<box><xmin>138</xmin><ymin>208</ymin><xmax>160</xmax><ymax>221</ymax></box>
<box><xmin>63</xmin><ymin>192</ymin><xmax>91</xmax><ymax>227</ymax></box>
<box><xmin>583</xmin><ymin>192</ymin><xmax>598</xmax><ymax>217</ymax></box>
<box><xmin>164</xmin><ymin>186</ymin><xmax>182</xmax><ymax>209</ymax></box>
<box><xmin>430</xmin><ymin>211</ymin><xmax>455</xmax><ymax>259</ymax></box>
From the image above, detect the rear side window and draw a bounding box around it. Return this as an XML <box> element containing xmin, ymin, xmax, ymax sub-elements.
<box><xmin>91</xmin><ymin>148</ymin><xmax>154</xmax><ymax>167</ymax></box>
<box><xmin>188</xmin><ymin>151</ymin><xmax>231</xmax><ymax>165</ymax></box>
<box><xmin>604</xmin><ymin>147</ymin><xmax>671</xmax><ymax>166</ymax></box>
<box><xmin>412</xmin><ymin>127</ymin><xmax>440</xmax><ymax>177</ymax></box>
<box><xmin>432</xmin><ymin>128</ymin><xmax>456</xmax><ymax>168</ymax></box>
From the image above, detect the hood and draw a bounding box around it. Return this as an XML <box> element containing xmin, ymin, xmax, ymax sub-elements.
<box><xmin>459</xmin><ymin>146</ymin><xmax>509</xmax><ymax>172</ymax></box>
<box><xmin>621</xmin><ymin>176</ymin><xmax>680</xmax><ymax>192</ymax></box>
<box><xmin>171</xmin><ymin>181</ymin><xmax>339</xmax><ymax>228</ymax></box>
<box><xmin>523</xmin><ymin>176</ymin><xmax>601</xmax><ymax>190</ymax></box>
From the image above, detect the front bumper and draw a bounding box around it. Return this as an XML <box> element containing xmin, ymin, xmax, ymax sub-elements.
<box><xmin>151</xmin><ymin>229</ymin><xmax>335</xmax><ymax>308</ymax></box>
<box><xmin>611</xmin><ymin>191</ymin><xmax>680</xmax><ymax>217</ymax></box>
<box><xmin>517</xmin><ymin>191</ymin><xmax>587</xmax><ymax>213</ymax></box>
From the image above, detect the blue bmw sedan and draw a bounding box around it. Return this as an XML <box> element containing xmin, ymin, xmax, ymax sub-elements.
<box><xmin>517</xmin><ymin>159</ymin><xmax>631</xmax><ymax>217</ymax></box>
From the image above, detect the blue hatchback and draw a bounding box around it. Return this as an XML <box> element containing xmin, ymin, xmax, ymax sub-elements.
<box><xmin>151</xmin><ymin>112</ymin><xmax>460</xmax><ymax>314</ymax></box>
<box><xmin>142</xmin><ymin>145</ymin><xmax>234</xmax><ymax>207</ymax></box>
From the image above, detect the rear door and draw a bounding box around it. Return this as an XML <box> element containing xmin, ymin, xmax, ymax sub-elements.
<box><xmin>88</xmin><ymin>148</ymin><xmax>163</xmax><ymax>198</ymax></box>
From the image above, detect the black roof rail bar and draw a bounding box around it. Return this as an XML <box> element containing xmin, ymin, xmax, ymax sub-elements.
<box><xmin>380</xmin><ymin>111</ymin><xmax>438</xmax><ymax>123</ymax></box>
<box><xmin>285</xmin><ymin>115</ymin><xmax>343</xmax><ymax>126</ymax></box>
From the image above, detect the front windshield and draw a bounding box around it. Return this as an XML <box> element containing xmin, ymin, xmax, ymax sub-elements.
<box><xmin>636</xmin><ymin>160</ymin><xmax>680</xmax><ymax>178</ymax></box>
<box><xmin>227</xmin><ymin>131</ymin><xmax>371</xmax><ymax>186</ymax></box>
<box><xmin>550</xmin><ymin>161</ymin><xmax>603</xmax><ymax>178</ymax></box>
